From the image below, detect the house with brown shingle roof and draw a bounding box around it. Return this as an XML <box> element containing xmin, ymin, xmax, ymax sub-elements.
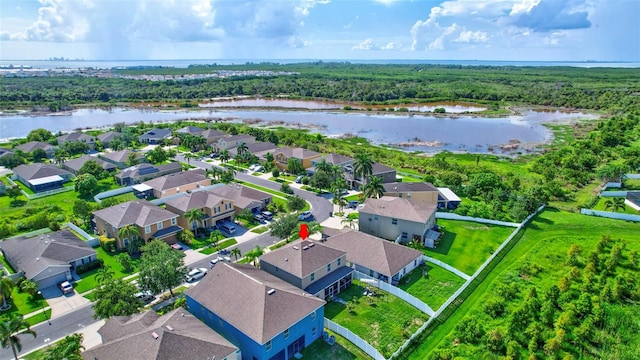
<box><xmin>62</xmin><ymin>155</ymin><xmax>117</xmax><ymax>176</ymax></box>
<box><xmin>186</xmin><ymin>263</ymin><xmax>325</xmax><ymax>360</ymax></box>
<box><xmin>115</xmin><ymin>162</ymin><xmax>182</xmax><ymax>186</ymax></box>
<box><xmin>345</xmin><ymin>162</ymin><xmax>397</xmax><ymax>189</ymax></box>
<box><xmin>208</xmin><ymin>183</ymin><xmax>272</xmax><ymax>214</ymax></box>
<box><xmin>228</xmin><ymin>141</ymin><xmax>277</xmax><ymax>160</ymax></box>
<box><xmin>217</xmin><ymin>134</ymin><xmax>256</xmax><ymax>151</ymax></box>
<box><xmin>260</xmin><ymin>239</ymin><xmax>353</xmax><ymax>300</ymax></box>
<box><xmin>11</xmin><ymin>163</ymin><xmax>73</xmax><ymax>192</ymax></box>
<box><xmin>96</xmin><ymin>131</ymin><xmax>120</xmax><ymax>148</ymax></box>
<box><xmin>92</xmin><ymin>200</ymin><xmax>181</xmax><ymax>249</ymax></box>
<box><xmin>273</xmin><ymin>147</ymin><xmax>323</xmax><ymax>171</ymax></box>
<box><xmin>323</xmin><ymin>229</ymin><xmax>424</xmax><ymax>285</ymax></box>
<box><xmin>200</xmin><ymin>129</ymin><xmax>226</xmax><ymax>145</ymax></box>
<box><xmin>142</xmin><ymin>169</ymin><xmax>210</xmax><ymax>199</ymax></box>
<box><xmin>164</xmin><ymin>190</ymin><xmax>235</xmax><ymax>232</ymax></box>
<box><xmin>358</xmin><ymin>196</ymin><xmax>437</xmax><ymax>245</ymax></box>
<box><xmin>57</xmin><ymin>132</ymin><xmax>97</xmax><ymax>150</ymax></box>
<box><xmin>99</xmin><ymin>149</ymin><xmax>147</xmax><ymax>169</ymax></box>
<box><xmin>0</xmin><ymin>230</ymin><xmax>97</xmax><ymax>290</ymax></box>
<box><xmin>382</xmin><ymin>182</ymin><xmax>440</xmax><ymax>206</ymax></box>
<box><xmin>82</xmin><ymin>309</ymin><xmax>240</xmax><ymax>360</ymax></box>
<box><xmin>15</xmin><ymin>141</ymin><xmax>56</xmax><ymax>158</ymax></box>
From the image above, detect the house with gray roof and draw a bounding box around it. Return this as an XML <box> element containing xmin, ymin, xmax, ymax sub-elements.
<box><xmin>308</xmin><ymin>153</ymin><xmax>354</xmax><ymax>175</ymax></box>
<box><xmin>99</xmin><ymin>149</ymin><xmax>147</xmax><ymax>169</ymax></box>
<box><xmin>186</xmin><ymin>263</ymin><xmax>325</xmax><ymax>360</ymax></box>
<box><xmin>138</xmin><ymin>128</ymin><xmax>172</xmax><ymax>144</ymax></box>
<box><xmin>358</xmin><ymin>196</ymin><xmax>437</xmax><ymax>246</ymax></box>
<box><xmin>228</xmin><ymin>141</ymin><xmax>277</xmax><ymax>160</ymax></box>
<box><xmin>82</xmin><ymin>308</ymin><xmax>240</xmax><ymax>360</ymax></box>
<box><xmin>11</xmin><ymin>163</ymin><xmax>73</xmax><ymax>192</ymax></box>
<box><xmin>15</xmin><ymin>141</ymin><xmax>55</xmax><ymax>158</ymax></box>
<box><xmin>0</xmin><ymin>230</ymin><xmax>97</xmax><ymax>290</ymax></box>
<box><xmin>345</xmin><ymin>162</ymin><xmax>397</xmax><ymax>189</ymax></box>
<box><xmin>164</xmin><ymin>189</ymin><xmax>235</xmax><ymax>232</ymax></box>
<box><xmin>93</xmin><ymin>200</ymin><xmax>181</xmax><ymax>249</ymax></box>
<box><xmin>56</xmin><ymin>132</ymin><xmax>97</xmax><ymax>150</ymax></box>
<box><xmin>260</xmin><ymin>239</ymin><xmax>353</xmax><ymax>300</ymax></box>
<box><xmin>200</xmin><ymin>129</ymin><xmax>226</xmax><ymax>145</ymax></box>
<box><xmin>62</xmin><ymin>155</ymin><xmax>117</xmax><ymax>176</ymax></box>
<box><xmin>96</xmin><ymin>131</ymin><xmax>120</xmax><ymax>148</ymax></box>
<box><xmin>115</xmin><ymin>162</ymin><xmax>181</xmax><ymax>186</ymax></box>
<box><xmin>208</xmin><ymin>183</ymin><xmax>272</xmax><ymax>214</ymax></box>
<box><xmin>143</xmin><ymin>169</ymin><xmax>210</xmax><ymax>199</ymax></box>
<box><xmin>383</xmin><ymin>182</ymin><xmax>440</xmax><ymax>206</ymax></box>
<box><xmin>0</xmin><ymin>148</ymin><xmax>13</xmax><ymax>159</ymax></box>
<box><xmin>216</xmin><ymin>134</ymin><xmax>256</xmax><ymax>151</ymax></box>
<box><xmin>323</xmin><ymin>229</ymin><xmax>424</xmax><ymax>285</ymax></box>
<box><xmin>176</xmin><ymin>126</ymin><xmax>204</xmax><ymax>135</ymax></box>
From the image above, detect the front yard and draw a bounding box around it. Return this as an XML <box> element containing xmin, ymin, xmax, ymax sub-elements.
<box><xmin>325</xmin><ymin>282</ymin><xmax>429</xmax><ymax>358</ymax></box>
<box><xmin>397</xmin><ymin>264</ymin><xmax>466</xmax><ymax>310</ymax></box>
<box><xmin>74</xmin><ymin>247</ymin><xmax>140</xmax><ymax>293</ymax></box>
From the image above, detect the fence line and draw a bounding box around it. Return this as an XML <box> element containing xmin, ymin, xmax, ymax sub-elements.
<box><xmin>602</xmin><ymin>182</ymin><xmax>622</xmax><ymax>189</ymax></box>
<box><xmin>625</xmin><ymin>174</ymin><xmax>640</xmax><ymax>179</ymax></box>
<box><xmin>600</xmin><ymin>191</ymin><xmax>628</xmax><ymax>197</ymax></box>
<box><xmin>353</xmin><ymin>271</ymin><xmax>435</xmax><ymax>317</ymax></box>
<box><xmin>422</xmin><ymin>256</ymin><xmax>471</xmax><ymax>280</ymax></box>
<box><xmin>324</xmin><ymin>318</ymin><xmax>386</xmax><ymax>360</ymax></box>
<box><xmin>435</xmin><ymin>213</ymin><xmax>519</xmax><ymax>227</ymax></box>
<box><xmin>579</xmin><ymin>209</ymin><xmax>640</xmax><ymax>222</ymax></box>
<box><xmin>94</xmin><ymin>186</ymin><xmax>134</xmax><ymax>203</ymax></box>
<box><xmin>66</xmin><ymin>222</ymin><xmax>99</xmax><ymax>246</ymax></box>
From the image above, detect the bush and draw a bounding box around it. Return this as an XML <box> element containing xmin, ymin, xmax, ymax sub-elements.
<box><xmin>75</xmin><ymin>258</ymin><xmax>104</xmax><ymax>274</ymax></box>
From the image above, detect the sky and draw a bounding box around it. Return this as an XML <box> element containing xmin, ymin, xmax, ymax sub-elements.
<box><xmin>0</xmin><ymin>0</ymin><xmax>638</xmax><ymax>61</ymax></box>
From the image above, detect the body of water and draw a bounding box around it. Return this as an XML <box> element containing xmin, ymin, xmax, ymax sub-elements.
<box><xmin>0</xmin><ymin>107</ymin><xmax>592</xmax><ymax>154</ymax></box>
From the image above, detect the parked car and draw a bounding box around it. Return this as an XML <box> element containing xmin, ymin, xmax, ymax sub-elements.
<box><xmin>253</xmin><ymin>165</ymin><xmax>263</xmax><ymax>172</ymax></box>
<box><xmin>210</xmin><ymin>257</ymin><xmax>220</xmax><ymax>267</ymax></box>
<box><xmin>218</xmin><ymin>249</ymin><xmax>231</xmax><ymax>256</ymax></box>
<box><xmin>261</xmin><ymin>211</ymin><xmax>273</xmax><ymax>220</ymax></box>
<box><xmin>298</xmin><ymin>211</ymin><xmax>313</xmax><ymax>221</ymax></box>
<box><xmin>295</xmin><ymin>175</ymin><xmax>304</xmax><ymax>184</ymax></box>
<box><xmin>249</xmin><ymin>164</ymin><xmax>259</xmax><ymax>171</ymax></box>
<box><xmin>253</xmin><ymin>213</ymin><xmax>265</xmax><ymax>222</ymax></box>
<box><xmin>186</xmin><ymin>268</ymin><xmax>208</xmax><ymax>282</ymax></box>
<box><xmin>171</xmin><ymin>243</ymin><xmax>183</xmax><ymax>250</ymax></box>
<box><xmin>135</xmin><ymin>291</ymin><xmax>155</xmax><ymax>304</ymax></box>
<box><xmin>221</xmin><ymin>222</ymin><xmax>236</xmax><ymax>234</ymax></box>
<box><xmin>348</xmin><ymin>201</ymin><xmax>359</xmax><ymax>209</ymax></box>
<box><xmin>59</xmin><ymin>281</ymin><xmax>73</xmax><ymax>294</ymax></box>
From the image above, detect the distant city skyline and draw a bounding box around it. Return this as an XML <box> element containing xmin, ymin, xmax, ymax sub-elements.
<box><xmin>1</xmin><ymin>0</ymin><xmax>638</xmax><ymax>62</ymax></box>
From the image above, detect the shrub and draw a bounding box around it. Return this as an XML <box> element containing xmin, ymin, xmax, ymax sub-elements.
<box><xmin>76</xmin><ymin>258</ymin><xmax>104</xmax><ymax>274</ymax></box>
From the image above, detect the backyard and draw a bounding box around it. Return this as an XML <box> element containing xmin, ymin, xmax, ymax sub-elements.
<box><xmin>301</xmin><ymin>330</ymin><xmax>371</xmax><ymax>360</ymax></box>
<box><xmin>592</xmin><ymin>196</ymin><xmax>639</xmax><ymax>215</ymax></box>
<box><xmin>423</xmin><ymin>219</ymin><xmax>515</xmax><ymax>276</ymax></box>
<box><xmin>397</xmin><ymin>264</ymin><xmax>466</xmax><ymax>311</ymax></box>
<box><xmin>325</xmin><ymin>281</ymin><xmax>429</xmax><ymax>358</ymax></box>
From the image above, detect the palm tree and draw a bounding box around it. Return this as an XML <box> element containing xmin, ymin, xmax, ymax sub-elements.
<box><xmin>95</xmin><ymin>266</ymin><xmax>115</xmax><ymax>285</ymax></box>
<box><xmin>183</xmin><ymin>152</ymin><xmax>195</xmax><ymax>165</ymax></box>
<box><xmin>604</xmin><ymin>197</ymin><xmax>626</xmax><ymax>212</ymax></box>
<box><xmin>237</xmin><ymin>142</ymin><xmax>249</xmax><ymax>163</ymax></box>
<box><xmin>230</xmin><ymin>248</ymin><xmax>242</xmax><ymax>261</ymax></box>
<box><xmin>0</xmin><ymin>314</ymin><xmax>36</xmax><ymax>360</ymax></box>
<box><xmin>52</xmin><ymin>149</ymin><xmax>69</xmax><ymax>165</ymax></box>
<box><xmin>245</xmin><ymin>246</ymin><xmax>264</xmax><ymax>267</ymax></box>
<box><xmin>209</xmin><ymin>230</ymin><xmax>224</xmax><ymax>249</ymax></box>
<box><xmin>333</xmin><ymin>193</ymin><xmax>348</xmax><ymax>214</ymax></box>
<box><xmin>219</xmin><ymin>150</ymin><xmax>230</xmax><ymax>163</ymax></box>
<box><xmin>206</xmin><ymin>167</ymin><xmax>222</xmax><ymax>181</ymax></box>
<box><xmin>353</xmin><ymin>152</ymin><xmax>373</xmax><ymax>185</ymax></box>
<box><xmin>315</xmin><ymin>159</ymin><xmax>332</xmax><ymax>174</ymax></box>
<box><xmin>341</xmin><ymin>217</ymin><xmax>358</xmax><ymax>230</ymax></box>
<box><xmin>362</xmin><ymin>176</ymin><xmax>385</xmax><ymax>199</ymax></box>
<box><xmin>184</xmin><ymin>208</ymin><xmax>206</xmax><ymax>236</ymax></box>
<box><xmin>0</xmin><ymin>277</ymin><xmax>15</xmax><ymax>311</ymax></box>
<box><xmin>118</xmin><ymin>224</ymin><xmax>139</xmax><ymax>252</ymax></box>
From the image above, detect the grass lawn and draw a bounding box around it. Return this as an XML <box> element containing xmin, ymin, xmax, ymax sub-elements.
<box><xmin>198</xmin><ymin>238</ymin><xmax>237</xmax><ymax>255</ymax></box>
<box><xmin>325</xmin><ymin>282</ymin><xmax>429</xmax><ymax>358</ymax></box>
<box><xmin>422</xmin><ymin>219</ymin><xmax>515</xmax><ymax>276</ymax></box>
<box><xmin>592</xmin><ymin>197</ymin><xmax>640</xmax><ymax>215</ymax></box>
<box><xmin>301</xmin><ymin>331</ymin><xmax>372</xmax><ymax>360</ymax></box>
<box><xmin>74</xmin><ymin>248</ymin><xmax>139</xmax><ymax>293</ymax></box>
<box><xmin>102</xmin><ymin>191</ymin><xmax>138</xmax><ymax>204</ymax></box>
<box><xmin>0</xmin><ymin>289</ymin><xmax>47</xmax><ymax>321</ymax></box>
<box><xmin>234</xmin><ymin>180</ymin><xmax>289</xmax><ymax>199</ymax></box>
<box><xmin>408</xmin><ymin>209</ymin><xmax>640</xmax><ymax>359</ymax></box>
<box><xmin>397</xmin><ymin>264</ymin><xmax>465</xmax><ymax>311</ymax></box>
<box><xmin>251</xmin><ymin>226</ymin><xmax>269</xmax><ymax>234</ymax></box>
<box><xmin>623</xmin><ymin>178</ymin><xmax>640</xmax><ymax>190</ymax></box>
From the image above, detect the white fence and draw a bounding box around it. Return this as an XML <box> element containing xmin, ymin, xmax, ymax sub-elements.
<box><xmin>353</xmin><ymin>271</ymin><xmax>435</xmax><ymax>317</ymax></box>
<box><xmin>422</xmin><ymin>256</ymin><xmax>471</xmax><ymax>280</ymax></box>
<box><xmin>94</xmin><ymin>186</ymin><xmax>134</xmax><ymax>203</ymax></box>
<box><xmin>324</xmin><ymin>318</ymin><xmax>386</xmax><ymax>360</ymax></box>
<box><xmin>603</xmin><ymin>182</ymin><xmax>622</xmax><ymax>189</ymax></box>
<box><xmin>580</xmin><ymin>209</ymin><xmax>640</xmax><ymax>222</ymax></box>
<box><xmin>600</xmin><ymin>191</ymin><xmax>628</xmax><ymax>197</ymax></box>
<box><xmin>3</xmin><ymin>176</ymin><xmax>74</xmax><ymax>199</ymax></box>
<box><xmin>435</xmin><ymin>212</ymin><xmax>520</xmax><ymax>227</ymax></box>
<box><xmin>66</xmin><ymin>222</ymin><xmax>99</xmax><ymax>246</ymax></box>
<box><xmin>625</xmin><ymin>174</ymin><xmax>640</xmax><ymax>179</ymax></box>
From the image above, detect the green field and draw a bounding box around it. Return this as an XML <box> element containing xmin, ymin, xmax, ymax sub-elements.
<box><xmin>408</xmin><ymin>209</ymin><xmax>640</xmax><ymax>359</ymax></box>
<box><xmin>397</xmin><ymin>264</ymin><xmax>466</xmax><ymax>311</ymax></box>
<box><xmin>423</xmin><ymin>219</ymin><xmax>515</xmax><ymax>276</ymax></box>
<box><xmin>592</xmin><ymin>197</ymin><xmax>640</xmax><ymax>215</ymax></box>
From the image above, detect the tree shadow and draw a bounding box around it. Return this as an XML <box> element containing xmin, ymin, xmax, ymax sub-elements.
<box><xmin>10</xmin><ymin>200</ymin><xmax>26</xmax><ymax>207</ymax></box>
<box><xmin>427</xmin><ymin>231</ymin><xmax>455</xmax><ymax>256</ymax></box>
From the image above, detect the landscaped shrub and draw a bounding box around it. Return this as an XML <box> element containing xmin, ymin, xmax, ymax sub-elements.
<box><xmin>98</xmin><ymin>235</ymin><xmax>117</xmax><ymax>253</ymax></box>
<box><xmin>75</xmin><ymin>258</ymin><xmax>104</xmax><ymax>275</ymax></box>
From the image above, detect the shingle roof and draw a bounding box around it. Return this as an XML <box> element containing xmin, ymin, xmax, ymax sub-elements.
<box><xmin>176</xmin><ymin>126</ymin><xmax>203</xmax><ymax>134</ymax></box>
<box><xmin>229</xmin><ymin>141</ymin><xmax>277</xmax><ymax>157</ymax></box>
<box><xmin>186</xmin><ymin>263</ymin><xmax>325</xmax><ymax>345</ymax></box>
<box><xmin>57</xmin><ymin>132</ymin><xmax>94</xmax><ymax>143</ymax></box>
<box><xmin>372</xmin><ymin>162</ymin><xmax>395</xmax><ymax>175</ymax></box>
<box><xmin>164</xmin><ymin>190</ymin><xmax>231</xmax><ymax>214</ymax></box>
<box><xmin>83</xmin><ymin>309</ymin><xmax>238</xmax><ymax>360</ymax></box>
<box><xmin>260</xmin><ymin>240</ymin><xmax>346</xmax><ymax>278</ymax></box>
<box><xmin>63</xmin><ymin>155</ymin><xmax>116</xmax><ymax>172</ymax></box>
<box><xmin>100</xmin><ymin>150</ymin><xmax>145</xmax><ymax>163</ymax></box>
<box><xmin>139</xmin><ymin>128</ymin><xmax>172</xmax><ymax>140</ymax></box>
<box><xmin>317</xmin><ymin>153</ymin><xmax>354</xmax><ymax>165</ymax></box>
<box><xmin>383</xmin><ymin>182</ymin><xmax>438</xmax><ymax>193</ymax></box>
<box><xmin>116</xmin><ymin>162</ymin><xmax>181</xmax><ymax>180</ymax></box>
<box><xmin>200</xmin><ymin>129</ymin><xmax>225</xmax><ymax>139</ymax></box>
<box><xmin>360</xmin><ymin>196</ymin><xmax>436</xmax><ymax>223</ymax></box>
<box><xmin>274</xmin><ymin>147</ymin><xmax>322</xmax><ymax>160</ymax></box>
<box><xmin>323</xmin><ymin>230</ymin><xmax>423</xmax><ymax>278</ymax></box>
<box><xmin>93</xmin><ymin>200</ymin><xmax>177</xmax><ymax>228</ymax></box>
<box><xmin>97</xmin><ymin>131</ymin><xmax>120</xmax><ymax>143</ymax></box>
<box><xmin>209</xmin><ymin>184</ymin><xmax>270</xmax><ymax>209</ymax></box>
<box><xmin>221</xmin><ymin>134</ymin><xmax>254</xmax><ymax>142</ymax></box>
<box><xmin>0</xmin><ymin>148</ymin><xmax>14</xmax><ymax>158</ymax></box>
<box><xmin>0</xmin><ymin>230</ymin><xmax>96</xmax><ymax>279</ymax></box>
<box><xmin>143</xmin><ymin>169</ymin><xmax>208</xmax><ymax>191</ymax></box>
<box><xmin>627</xmin><ymin>191</ymin><xmax>640</xmax><ymax>207</ymax></box>
<box><xmin>15</xmin><ymin>141</ymin><xmax>54</xmax><ymax>153</ymax></box>
<box><xmin>12</xmin><ymin>163</ymin><xmax>71</xmax><ymax>181</ymax></box>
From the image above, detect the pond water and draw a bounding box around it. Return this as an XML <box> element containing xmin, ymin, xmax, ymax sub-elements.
<box><xmin>0</xmin><ymin>107</ymin><xmax>591</xmax><ymax>154</ymax></box>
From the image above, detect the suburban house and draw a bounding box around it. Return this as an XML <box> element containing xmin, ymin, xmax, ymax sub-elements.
<box><xmin>382</xmin><ymin>182</ymin><xmax>439</xmax><ymax>205</ymax></box>
<box><xmin>358</xmin><ymin>196</ymin><xmax>437</xmax><ymax>245</ymax></box>
<box><xmin>164</xmin><ymin>189</ymin><xmax>236</xmax><ymax>232</ymax></box>
<box><xmin>260</xmin><ymin>239</ymin><xmax>353</xmax><ymax>300</ymax></box>
<box><xmin>115</xmin><ymin>162</ymin><xmax>182</xmax><ymax>186</ymax></box>
<box><xmin>229</xmin><ymin>141</ymin><xmax>277</xmax><ymax>160</ymax></box>
<box><xmin>142</xmin><ymin>169</ymin><xmax>210</xmax><ymax>199</ymax></box>
<box><xmin>96</xmin><ymin>131</ymin><xmax>120</xmax><ymax>148</ymax></box>
<box><xmin>99</xmin><ymin>149</ymin><xmax>147</xmax><ymax>169</ymax></box>
<box><xmin>217</xmin><ymin>134</ymin><xmax>256</xmax><ymax>151</ymax></box>
<box><xmin>186</xmin><ymin>263</ymin><xmax>326</xmax><ymax>360</ymax></box>
<box><xmin>176</xmin><ymin>126</ymin><xmax>204</xmax><ymax>135</ymax></box>
<box><xmin>11</xmin><ymin>163</ymin><xmax>73</xmax><ymax>192</ymax></box>
<box><xmin>62</xmin><ymin>155</ymin><xmax>117</xmax><ymax>176</ymax></box>
<box><xmin>437</xmin><ymin>187</ymin><xmax>462</xmax><ymax>209</ymax></box>
<box><xmin>200</xmin><ymin>129</ymin><xmax>226</xmax><ymax>145</ymax></box>
<box><xmin>56</xmin><ymin>132</ymin><xmax>97</xmax><ymax>150</ymax></box>
<box><xmin>15</xmin><ymin>141</ymin><xmax>56</xmax><ymax>158</ymax></box>
<box><xmin>308</xmin><ymin>153</ymin><xmax>354</xmax><ymax>174</ymax></box>
<box><xmin>92</xmin><ymin>200</ymin><xmax>182</xmax><ymax>248</ymax></box>
<box><xmin>138</xmin><ymin>128</ymin><xmax>172</xmax><ymax>144</ymax></box>
<box><xmin>209</xmin><ymin>184</ymin><xmax>272</xmax><ymax>214</ymax></box>
<box><xmin>323</xmin><ymin>229</ymin><xmax>424</xmax><ymax>285</ymax></box>
<box><xmin>0</xmin><ymin>230</ymin><xmax>97</xmax><ymax>290</ymax></box>
<box><xmin>345</xmin><ymin>162</ymin><xmax>397</xmax><ymax>189</ymax></box>
<box><xmin>273</xmin><ymin>147</ymin><xmax>323</xmax><ymax>171</ymax></box>
<box><xmin>626</xmin><ymin>191</ymin><xmax>640</xmax><ymax>211</ymax></box>
<box><xmin>82</xmin><ymin>309</ymin><xmax>241</xmax><ymax>360</ymax></box>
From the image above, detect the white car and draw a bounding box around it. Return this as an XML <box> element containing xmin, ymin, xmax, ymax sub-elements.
<box><xmin>186</xmin><ymin>267</ymin><xmax>208</xmax><ymax>282</ymax></box>
<box><xmin>59</xmin><ymin>281</ymin><xmax>73</xmax><ymax>294</ymax></box>
<box><xmin>298</xmin><ymin>211</ymin><xmax>313</xmax><ymax>221</ymax></box>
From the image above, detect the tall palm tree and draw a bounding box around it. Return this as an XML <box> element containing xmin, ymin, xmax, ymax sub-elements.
<box><xmin>95</xmin><ymin>266</ymin><xmax>115</xmax><ymax>285</ymax></box>
<box><xmin>230</xmin><ymin>248</ymin><xmax>242</xmax><ymax>261</ymax></box>
<box><xmin>341</xmin><ymin>217</ymin><xmax>358</xmax><ymax>230</ymax></box>
<box><xmin>362</xmin><ymin>176</ymin><xmax>385</xmax><ymax>199</ymax></box>
<box><xmin>604</xmin><ymin>197</ymin><xmax>626</xmax><ymax>212</ymax></box>
<box><xmin>0</xmin><ymin>277</ymin><xmax>15</xmax><ymax>311</ymax></box>
<box><xmin>52</xmin><ymin>149</ymin><xmax>69</xmax><ymax>165</ymax></box>
<box><xmin>237</xmin><ymin>142</ymin><xmax>249</xmax><ymax>163</ymax></box>
<box><xmin>118</xmin><ymin>224</ymin><xmax>139</xmax><ymax>251</ymax></box>
<box><xmin>245</xmin><ymin>246</ymin><xmax>264</xmax><ymax>267</ymax></box>
<box><xmin>333</xmin><ymin>193</ymin><xmax>348</xmax><ymax>214</ymax></box>
<box><xmin>184</xmin><ymin>208</ymin><xmax>206</xmax><ymax>236</ymax></box>
<box><xmin>315</xmin><ymin>159</ymin><xmax>332</xmax><ymax>174</ymax></box>
<box><xmin>183</xmin><ymin>152</ymin><xmax>195</xmax><ymax>165</ymax></box>
<box><xmin>219</xmin><ymin>150</ymin><xmax>230</xmax><ymax>163</ymax></box>
<box><xmin>353</xmin><ymin>152</ymin><xmax>373</xmax><ymax>185</ymax></box>
<box><xmin>0</xmin><ymin>314</ymin><xmax>37</xmax><ymax>360</ymax></box>
<box><xmin>209</xmin><ymin>230</ymin><xmax>224</xmax><ymax>249</ymax></box>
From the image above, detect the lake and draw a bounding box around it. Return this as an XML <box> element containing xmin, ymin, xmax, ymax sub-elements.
<box><xmin>0</xmin><ymin>107</ymin><xmax>592</xmax><ymax>154</ymax></box>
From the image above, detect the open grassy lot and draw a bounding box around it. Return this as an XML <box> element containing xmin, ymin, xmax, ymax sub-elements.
<box><xmin>397</xmin><ymin>264</ymin><xmax>466</xmax><ymax>311</ymax></box>
<box><xmin>301</xmin><ymin>331</ymin><xmax>372</xmax><ymax>360</ymax></box>
<box><xmin>74</xmin><ymin>247</ymin><xmax>139</xmax><ymax>293</ymax></box>
<box><xmin>422</xmin><ymin>219</ymin><xmax>515</xmax><ymax>276</ymax></box>
<box><xmin>325</xmin><ymin>282</ymin><xmax>429</xmax><ymax>358</ymax></box>
<box><xmin>592</xmin><ymin>197</ymin><xmax>640</xmax><ymax>215</ymax></box>
<box><xmin>408</xmin><ymin>209</ymin><xmax>640</xmax><ymax>359</ymax></box>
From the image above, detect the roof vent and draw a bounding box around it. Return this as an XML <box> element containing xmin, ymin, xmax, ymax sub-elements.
<box><xmin>36</xmin><ymin>257</ymin><xmax>40</xmax><ymax>261</ymax></box>
<box><xmin>293</xmin><ymin>246</ymin><xmax>299</xmax><ymax>250</ymax></box>
<box><xmin>166</xmin><ymin>325</ymin><xmax>174</xmax><ymax>331</ymax></box>
<box><xmin>151</xmin><ymin>332</ymin><xmax>159</xmax><ymax>339</ymax></box>
<box><xmin>267</xmin><ymin>289</ymin><xmax>276</xmax><ymax>295</ymax></box>
<box><xmin>285</xmin><ymin>258</ymin><xmax>288</xmax><ymax>262</ymax></box>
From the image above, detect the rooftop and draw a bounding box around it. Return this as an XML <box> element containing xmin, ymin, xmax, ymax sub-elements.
<box><xmin>143</xmin><ymin>169</ymin><xmax>208</xmax><ymax>191</ymax></box>
<box><xmin>383</xmin><ymin>182</ymin><xmax>438</xmax><ymax>193</ymax></box>
<box><xmin>360</xmin><ymin>196</ymin><xmax>436</xmax><ymax>223</ymax></box>
<box><xmin>260</xmin><ymin>239</ymin><xmax>346</xmax><ymax>278</ymax></box>
<box><xmin>93</xmin><ymin>200</ymin><xmax>177</xmax><ymax>228</ymax></box>
<box><xmin>12</xmin><ymin>163</ymin><xmax>71</xmax><ymax>181</ymax></box>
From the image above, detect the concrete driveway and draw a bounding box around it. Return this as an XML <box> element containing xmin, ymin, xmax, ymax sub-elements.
<box><xmin>40</xmin><ymin>286</ymin><xmax>91</xmax><ymax>318</ymax></box>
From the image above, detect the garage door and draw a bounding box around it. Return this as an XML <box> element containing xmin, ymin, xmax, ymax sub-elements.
<box><xmin>36</xmin><ymin>273</ymin><xmax>68</xmax><ymax>290</ymax></box>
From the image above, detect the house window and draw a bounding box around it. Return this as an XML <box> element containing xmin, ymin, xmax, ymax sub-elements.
<box><xmin>310</xmin><ymin>273</ymin><xmax>315</xmax><ymax>281</ymax></box>
<box><xmin>392</xmin><ymin>218</ymin><xmax>398</xmax><ymax>225</ymax></box>
<box><xmin>374</xmin><ymin>215</ymin><xmax>378</xmax><ymax>220</ymax></box>
<box><xmin>401</xmin><ymin>232</ymin><xmax>408</xmax><ymax>239</ymax></box>
<box><xmin>414</xmin><ymin>259</ymin><xmax>417</xmax><ymax>266</ymax></box>
<box><xmin>403</xmin><ymin>268</ymin><xmax>407</xmax><ymax>275</ymax></box>
<box><xmin>312</xmin><ymin>327</ymin><xmax>317</xmax><ymax>336</ymax></box>
<box><xmin>337</xmin><ymin>258</ymin><xmax>341</xmax><ymax>266</ymax></box>
<box><xmin>215</xmin><ymin>206</ymin><xmax>220</xmax><ymax>213</ymax></box>
<box><xmin>157</xmin><ymin>221</ymin><xmax>163</xmax><ymax>230</ymax></box>
<box><xmin>369</xmin><ymin>270</ymin><xmax>374</xmax><ymax>277</ymax></box>
<box><xmin>284</xmin><ymin>329</ymin><xmax>290</xmax><ymax>339</ymax></box>
<box><xmin>311</xmin><ymin>311</ymin><xmax>316</xmax><ymax>320</ymax></box>
<box><xmin>145</xmin><ymin>225</ymin><xmax>151</xmax><ymax>234</ymax></box>
<box><xmin>266</xmin><ymin>341</ymin><xmax>272</xmax><ymax>351</ymax></box>
<box><xmin>171</xmin><ymin>218</ymin><xmax>176</xmax><ymax>226</ymax></box>
<box><xmin>276</xmin><ymin>267</ymin><xmax>279</xmax><ymax>272</ymax></box>
<box><xmin>226</xmin><ymin>203</ymin><xmax>231</xmax><ymax>210</ymax></box>
<box><xmin>327</xmin><ymin>264</ymin><xmax>331</xmax><ymax>272</ymax></box>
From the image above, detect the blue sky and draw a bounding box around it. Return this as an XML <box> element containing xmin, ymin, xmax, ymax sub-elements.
<box><xmin>0</xmin><ymin>0</ymin><xmax>638</xmax><ymax>61</ymax></box>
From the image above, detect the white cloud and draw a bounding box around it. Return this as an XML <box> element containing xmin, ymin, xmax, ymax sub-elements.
<box><xmin>372</xmin><ymin>0</ymin><xmax>402</xmax><ymax>6</ymax></box>
<box><xmin>380</xmin><ymin>42</ymin><xmax>401</xmax><ymax>50</ymax></box>
<box><xmin>352</xmin><ymin>38</ymin><xmax>373</xmax><ymax>50</ymax></box>
<box><xmin>455</xmin><ymin>30</ymin><xmax>489</xmax><ymax>43</ymax></box>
